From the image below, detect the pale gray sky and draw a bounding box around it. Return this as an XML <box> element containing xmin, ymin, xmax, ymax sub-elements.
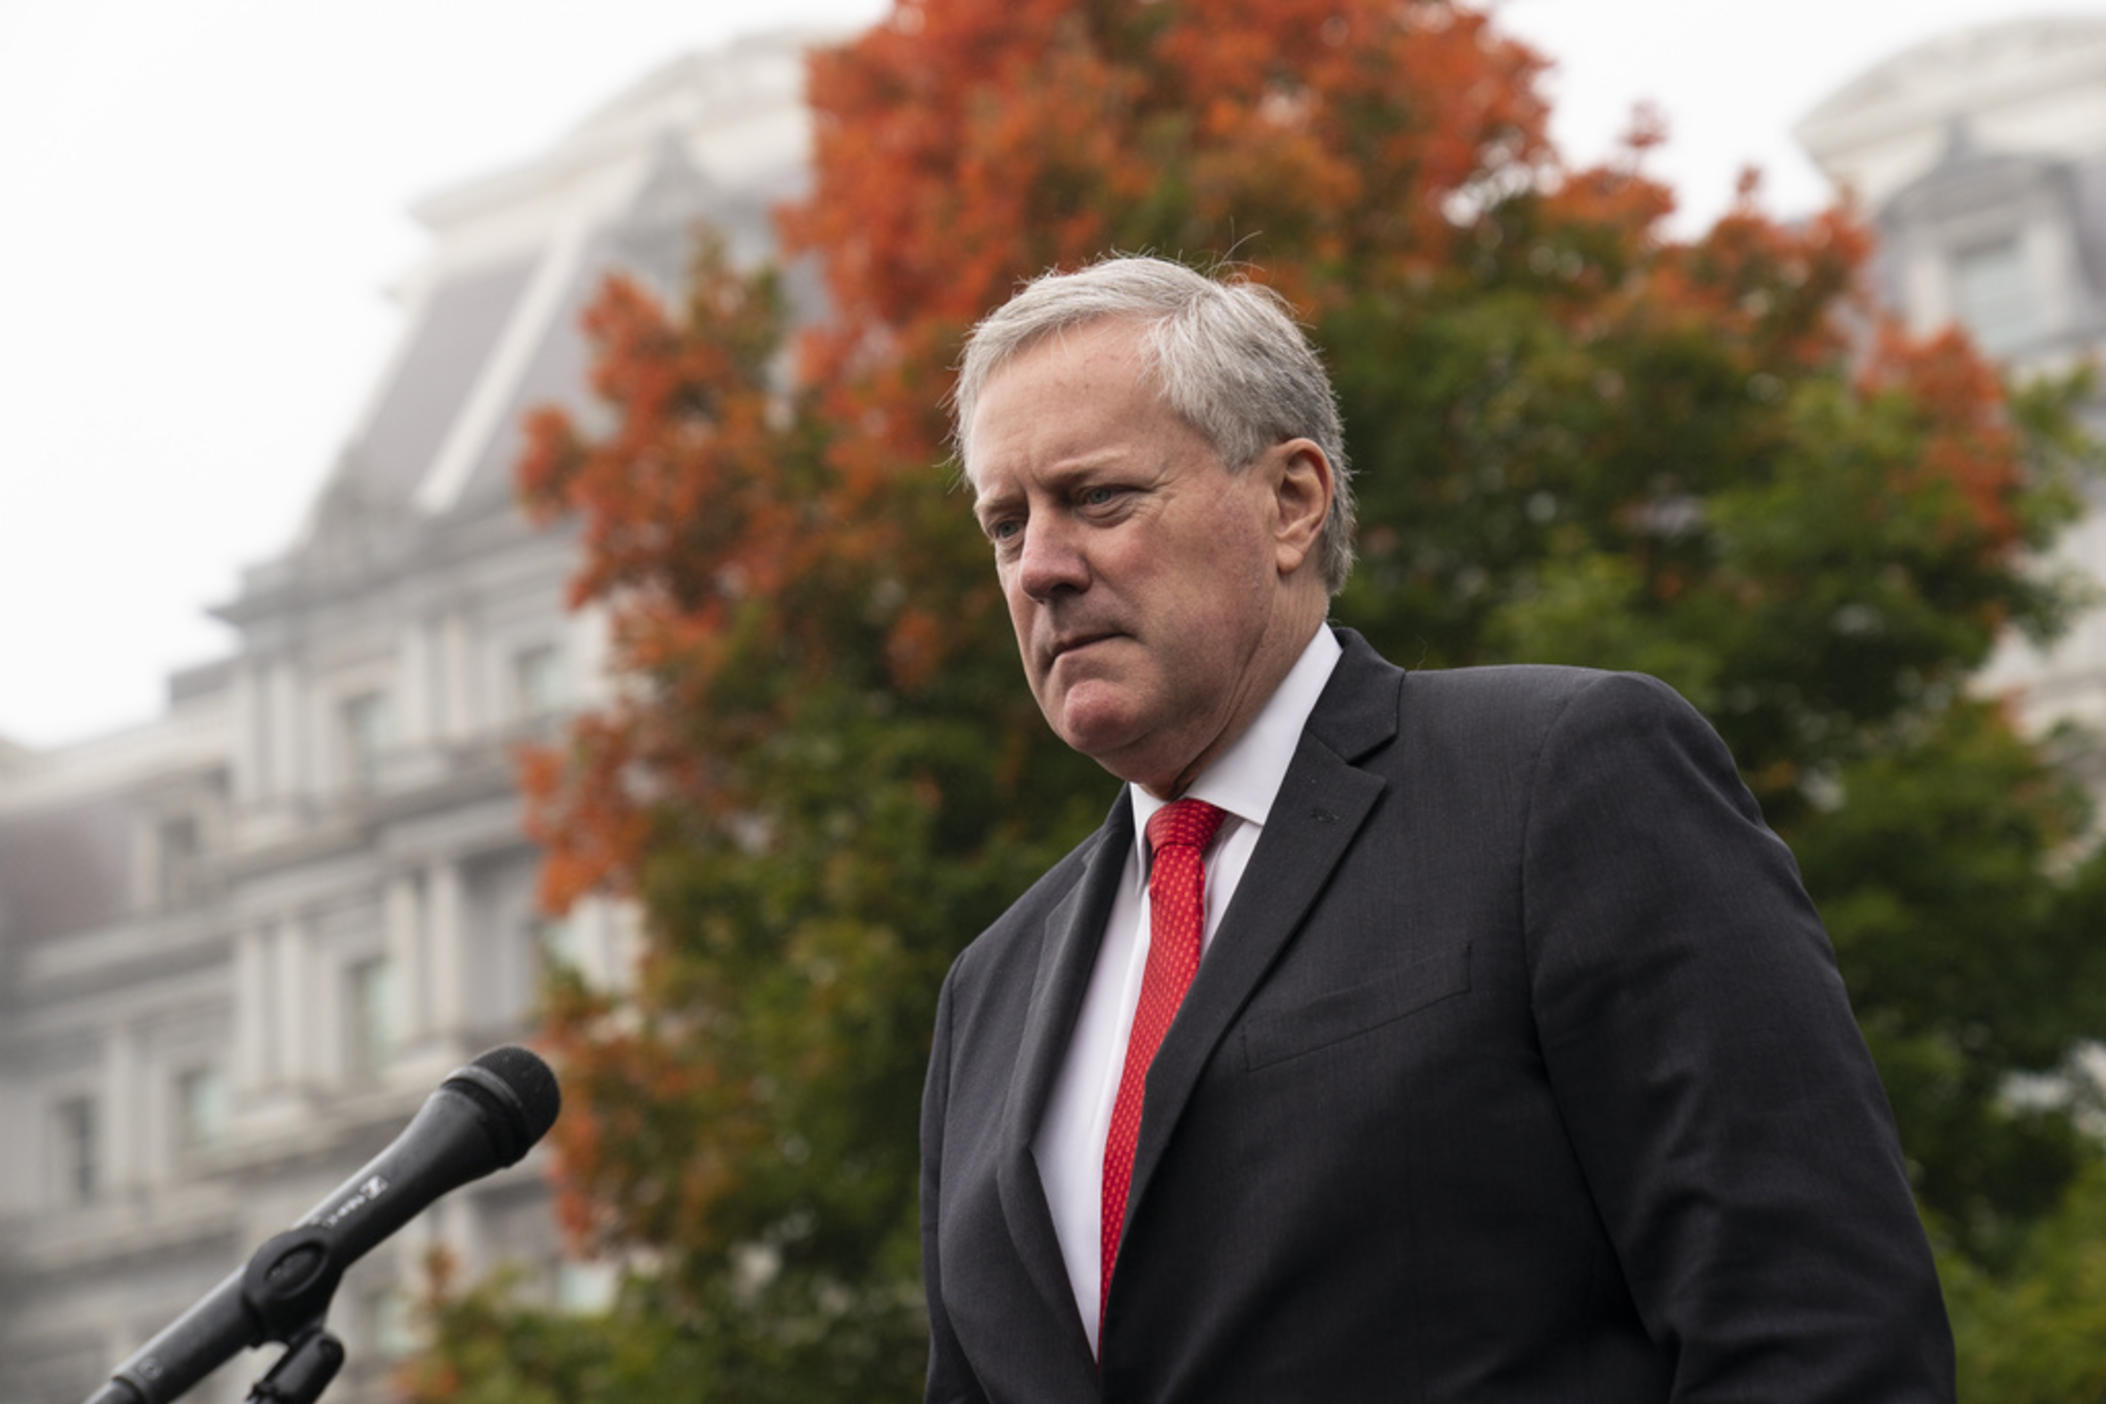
<box><xmin>2</xmin><ymin>0</ymin><xmax>2100</xmax><ymax>748</ymax></box>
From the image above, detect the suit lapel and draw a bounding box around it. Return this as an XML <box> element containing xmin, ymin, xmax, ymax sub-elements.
<box><xmin>1118</xmin><ymin>630</ymin><xmax>1404</xmax><ymax>1248</ymax></box>
<box><xmin>995</xmin><ymin>794</ymin><xmax>1134</xmax><ymax>1373</ymax></box>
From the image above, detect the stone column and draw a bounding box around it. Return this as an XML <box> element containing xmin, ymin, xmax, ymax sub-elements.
<box><xmin>268</xmin><ymin>661</ymin><xmax>306</xmax><ymax>800</ymax></box>
<box><xmin>385</xmin><ymin>873</ymin><xmax>426</xmax><ymax>1050</ymax></box>
<box><xmin>129</xmin><ymin>814</ymin><xmax>157</xmax><ymax>912</ymax></box>
<box><xmin>141</xmin><ymin>1046</ymin><xmax>174</xmax><ymax>1189</ymax></box>
<box><xmin>231</xmin><ymin>662</ymin><xmax>268</xmax><ymax>802</ymax></box>
<box><xmin>102</xmin><ymin>1024</ymin><xmax>141</xmax><ymax>1195</ymax></box>
<box><xmin>273</xmin><ymin>915</ymin><xmax>314</xmax><ymax>1090</ymax></box>
<box><xmin>425</xmin><ymin>859</ymin><xmax>468</xmax><ymax>1040</ymax></box>
<box><xmin>398</xmin><ymin>619</ymin><xmax>437</xmax><ymax>747</ymax></box>
<box><xmin>439</xmin><ymin>611</ymin><xmax>475</xmax><ymax>741</ymax></box>
<box><xmin>233</xmin><ymin>923</ymin><xmax>275</xmax><ymax>1094</ymax></box>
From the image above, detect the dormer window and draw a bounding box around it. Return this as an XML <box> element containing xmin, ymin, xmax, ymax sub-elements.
<box><xmin>1951</xmin><ymin>236</ymin><xmax>2038</xmax><ymax>356</ymax></box>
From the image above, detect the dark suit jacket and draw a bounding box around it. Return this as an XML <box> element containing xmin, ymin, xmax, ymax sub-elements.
<box><xmin>922</xmin><ymin>629</ymin><xmax>1953</xmax><ymax>1402</ymax></box>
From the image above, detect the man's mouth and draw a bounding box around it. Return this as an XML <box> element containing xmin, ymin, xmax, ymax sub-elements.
<box><xmin>1048</xmin><ymin>632</ymin><xmax>1119</xmax><ymax>663</ymax></box>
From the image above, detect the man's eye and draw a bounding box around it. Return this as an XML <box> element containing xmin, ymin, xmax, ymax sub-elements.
<box><xmin>988</xmin><ymin>518</ymin><xmax>1022</xmax><ymax>543</ymax></box>
<box><xmin>1081</xmin><ymin>486</ymin><xmax>1119</xmax><ymax>507</ymax></box>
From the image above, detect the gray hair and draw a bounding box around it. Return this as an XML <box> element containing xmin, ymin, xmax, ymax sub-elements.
<box><xmin>954</xmin><ymin>256</ymin><xmax>1356</xmax><ymax>594</ymax></box>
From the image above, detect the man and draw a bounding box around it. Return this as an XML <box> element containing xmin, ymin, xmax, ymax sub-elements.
<box><xmin>921</xmin><ymin>255</ymin><xmax>1953</xmax><ymax>1402</ymax></box>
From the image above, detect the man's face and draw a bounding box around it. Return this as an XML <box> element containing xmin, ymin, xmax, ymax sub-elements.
<box><xmin>966</xmin><ymin>318</ymin><xmax>1303</xmax><ymax>795</ymax></box>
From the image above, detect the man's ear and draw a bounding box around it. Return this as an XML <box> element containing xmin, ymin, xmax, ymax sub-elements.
<box><xmin>1266</xmin><ymin>438</ymin><xmax>1334</xmax><ymax>578</ymax></box>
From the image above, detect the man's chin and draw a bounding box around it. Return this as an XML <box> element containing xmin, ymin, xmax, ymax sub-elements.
<box><xmin>1043</xmin><ymin>689</ymin><xmax>1146</xmax><ymax>766</ymax></box>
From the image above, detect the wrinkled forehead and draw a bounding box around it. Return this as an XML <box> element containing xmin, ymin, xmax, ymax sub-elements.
<box><xmin>959</xmin><ymin>316</ymin><xmax>1165</xmax><ymax>490</ymax></box>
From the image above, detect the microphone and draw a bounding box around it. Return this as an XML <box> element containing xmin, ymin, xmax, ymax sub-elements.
<box><xmin>83</xmin><ymin>1045</ymin><xmax>561</xmax><ymax>1404</ymax></box>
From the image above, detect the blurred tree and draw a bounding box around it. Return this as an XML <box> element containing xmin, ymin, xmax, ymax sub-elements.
<box><xmin>1942</xmin><ymin>1158</ymin><xmax>2106</xmax><ymax>1402</ymax></box>
<box><xmin>405</xmin><ymin>0</ymin><xmax>2106</xmax><ymax>1398</ymax></box>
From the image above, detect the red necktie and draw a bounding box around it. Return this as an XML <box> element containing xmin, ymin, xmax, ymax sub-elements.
<box><xmin>1100</xmin><ymin>797</ymin><xmax>1228</xmax><ymax>1336</ymax></box>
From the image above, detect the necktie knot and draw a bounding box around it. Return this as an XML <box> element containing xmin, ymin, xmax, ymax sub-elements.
<box><xmin>1146</xmin><ymin>798</ymin><xmax>1227</xmax><ymax>858</ymax></box>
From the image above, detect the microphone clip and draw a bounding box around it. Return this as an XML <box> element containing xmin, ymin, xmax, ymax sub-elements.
<box><xmin>238</xmin><ymin>1227</ymin><xmax>349</xmax><ymax>1347</ymax></box>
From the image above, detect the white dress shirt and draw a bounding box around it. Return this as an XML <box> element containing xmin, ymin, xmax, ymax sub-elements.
<box><xmin>1032</xmin><ymin>625</ymin><xmax>1344</xmax><ymax>1350</ymax></box>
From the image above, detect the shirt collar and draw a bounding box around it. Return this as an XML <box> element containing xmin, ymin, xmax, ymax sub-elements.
<box><xmin>1128</xmin><ymin>624</ymin><xmax>1344</xmax><ymax>864</ymax></box>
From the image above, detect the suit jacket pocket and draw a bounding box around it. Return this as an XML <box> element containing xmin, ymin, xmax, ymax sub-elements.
<box><xmin>1240</xmin><ymin>942</ymin><xmax>1472</xmax><ymax>1072</ymax></box>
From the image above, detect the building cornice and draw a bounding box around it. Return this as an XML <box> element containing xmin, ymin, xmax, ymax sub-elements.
<box><xmin>1797</xmin><ymin>17</ymin><xmax>2106</xmax><ymax>168</ymax></box>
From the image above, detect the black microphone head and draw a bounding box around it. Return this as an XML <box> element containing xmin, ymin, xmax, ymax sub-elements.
<box><xmin>442</xmin><ymin>1045</ymin><xmax>562</xmax><ymax>1164</ymax></box>
<box><xmin>474</xmin><ymin>1044</ymin><xmax>562</xmax><ymax>1141</ymax></box>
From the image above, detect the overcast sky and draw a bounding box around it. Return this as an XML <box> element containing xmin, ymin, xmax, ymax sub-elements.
<box><xmin>3</xmin><ymin>0</ymin><xmax>2102</xmax><ymax>750</ymax></box>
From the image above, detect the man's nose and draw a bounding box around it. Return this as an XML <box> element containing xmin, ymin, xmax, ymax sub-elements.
<box><xmin>1016</xmin><ymin>517</ymin><xmax>1090</xmax><ymax>601</ymax></box>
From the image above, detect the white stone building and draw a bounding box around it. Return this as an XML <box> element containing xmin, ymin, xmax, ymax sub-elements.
<box><xmin>0</xmin><ymin>32</ymin><xmax>822</xmax><ymax>1404</ymax></box>
<box><xmin>1797</xmin><ymin>16</ymin><xmax>2106</xmax><ymax>785</ymax></box>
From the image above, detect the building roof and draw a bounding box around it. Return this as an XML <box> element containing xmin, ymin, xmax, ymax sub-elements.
<box><xmin>230</xmin><ymin>29</ymin><xmax>822</xmax><ymax>621</ymax></box>
<box><xmin>1801</xmin><ymin>15</ymin><xmax>2106</xmax><ymax>138</ymax></box>
<box><xmin>1796</xmin><ymin>15</ymin><xmax>2106</xmax><ymax>212</ymax></box>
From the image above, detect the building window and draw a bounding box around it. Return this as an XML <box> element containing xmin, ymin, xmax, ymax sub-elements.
<box><xmin>341</xmin><ymin>691</ymin><xmax>392</xmax><ymax>788</ymax></box>
<box><xmin>346</xmin><ymin>958</ymin><xmax>395</xmax><ymax>1078</ymax></box>
<box><xmin>1951</xmin><ymin>237</ymin><xmax>2038</xmax><ymax>356</ymax></box>
<box><xmin>157</xmin><ymin>813</ymin><xmax>203</xmax><ymax>906</ymax></box>
<box><xmin>51</xmin><ymin>1096</ymin><xmax>98</xmax><ymax>1203</ymax></box>
<box><xmin>175</xmin><ymin>1066</ymin><xmax>227</xmax><ymax>1151</ymax></box>
<box><xmin>513</xmin><ymin>643</ymin><xmax>564</xmax><ymax>719</ymax></box>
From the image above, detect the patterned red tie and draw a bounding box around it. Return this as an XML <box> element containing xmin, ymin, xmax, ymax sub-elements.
<box><xmin>1100</xmin><ymin>797</ymin><xmax>1228</xmax><ymax>1337</ymax></box>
